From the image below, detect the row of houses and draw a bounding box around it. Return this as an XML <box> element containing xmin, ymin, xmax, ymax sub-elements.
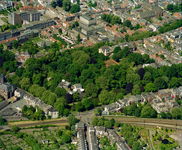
<box><xmin>0</xmin><ymin>74</ymin><xmax>59</xmax><ymax>118</ymax></box>
<box><xmin>75</xmin><ymin>123</ymin><xmax>129</xmax><ymax>150</ymax></box>
<box><xmin>12</xmin><ymin>88</ymin><xmax>59</xmax><ymax>118</ymax></box>
<box><xmin>104</xmin><ymin>88</ymin><xmax>181</xmax><ymax>114</ymax></box>
<box><xmin>135</xmin><ymin>28</ymin><xmax>182</xmax><ymax>66</ymax></box>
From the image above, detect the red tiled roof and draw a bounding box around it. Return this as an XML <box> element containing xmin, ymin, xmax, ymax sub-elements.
<box><xmin>86</xmin><ymin>40</ymin><xmax>93</xmax><ymax>46</ymax></box>
<box><xmin>20</xmin><ymin>56</ymin><xmax>25</xmax><ymax>59</ymax></box>
<box><xmin>104</xmin><ymin>59</ymin><xmax>119</xmax><ymax>68</ymax></box>
<box><xmin>152</xmin><ymin>54</ymin><xmax>156</xmax><ymax>58</ymax></box>
<box><xmin>157</xmin><ymin>56</ymin><xmax>162</xmax><ymax>61</ymax></box>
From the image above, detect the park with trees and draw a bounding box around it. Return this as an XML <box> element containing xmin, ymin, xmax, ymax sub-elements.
<box><xmin>167</xmin><ymin>3</ymin><xmax>182</xmax><ymax>12</ymax></box>
<box><xmin>0</xmin><ymin>33</ymin><xmax>182</xmax><ymax>119</ymax></box>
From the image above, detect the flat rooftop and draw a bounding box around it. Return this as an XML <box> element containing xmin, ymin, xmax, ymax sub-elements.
<box><xmin>12</xmin><ymin>98</ymin><xmax>29</xmax><ymax>109</ymax></box>
<box><xmin>81</xmin><ymin>14</ymin><xmax>94</xmax><ymax>20</ymax></box>
<box><xmin>0</xmin><ymin>108</ymin><xmax>16</xmax><ymax>116</ymax></box>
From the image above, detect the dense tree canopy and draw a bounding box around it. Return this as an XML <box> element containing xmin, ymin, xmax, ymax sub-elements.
<box><xmin>70</xmin><ymin>4</ymin><xmax>80</xmax><ymax>13</ymax></box>
<box><xmin>101</xmin><ymin>14</ymin><xmax>121</xmax><ymax>25</ymax></box>
<box><xmin>0</xmin><ymin>115</ymin><xmax>7</xmax><ymax>125</ymax></box>
<box><xmin>167</xmin><ymin>3</ymin><xmax>182</xmax><ymax>12</ymax></box>
<box><xmin>99</xmin><ymin>90</ymin><xmax>116</xmax><ymax>105</ymax></box>
<box><xmin>1</xmin><ymin>31</ymin><xmax>181</xmax><ymax>119</ymax></box>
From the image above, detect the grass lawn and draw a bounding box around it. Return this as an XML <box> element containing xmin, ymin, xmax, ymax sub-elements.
<box><xmin>31</xmin><ymin>37</ymin><xmax>42</xmax><ymax>43</ymax></box>
<box><xmin>124</xmin><ymin>93</ymin><xmax>132</xmax><ymax>97</ymax></box>
<box><xmin>10</xmin><ymin>48</ymin><xmax>19</xmax><ymax>53</ymax></box>
<box><xmin>159</xmin><ymin>128</ymin><xmax>176</xmax><ymax>134</ymax></box>
<box><xmin>140</xmin><ymin>129</ymin><xmax>149</xmax><ymax>137</ymax></box>
<box><xmin>151</xmin><ymin>129</ymin><xmax>178</xmax><ymax>150</ymax></box>
<box><xmin>1</xmin><ymin>17</ymin><xmax>8</xmax><ymax>23</ymax></box>
<box><xmin>159</xmin><ymin>139</ymin><xmax>178</xmax><ymax>150</ymax></box>
<box><xmin>152</xmin><ymin>135</ymin><xmax>158</xmax><ymax>149</ymax></box>
<box><xmin>140</xmin><ymin>129</ymin><xmax>152</xmax><ymax>148</ymax></box>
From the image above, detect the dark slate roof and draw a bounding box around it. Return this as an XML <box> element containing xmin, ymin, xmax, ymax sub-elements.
<box><xmin>0</xmin><ymin>31</ymin><xmax>11</xmax><ymax>37</ymax></box>
<box><xmin>0</xmin><ymin>83</ymin><xmax>15</xmax><ymax>93</ymax></box>
<box><xmin>47</xmin><ymin>107</ymin><xmax>58</xmax><ymax>112</ymax></box>
<box><xmin>15</xmin><ymin>88</ymin><xmax>25</xmax><ymax>94</ymax></box>
<box><xmin>90</xmin><ymin>131</ymin><xmax>99</xmax><ymax>150</ymax></box>
<box><xmin>0</xmin><ymin>74</ymin><xmax>4</xmax><ymax>81</ymax></box>
<box><xmin>140</xmin><ymin>11</ymin><xmax>155</xmax><ymax>18</ymax></box>
<box><xmin>143</xmin><ymin>2</ymin><xmax>153</xmax><ymax>8</ymax></box>
<box><xmin>0</xmin><ymin>100</ymin><xmax>9</xmax><ymax>110</ymax></box>
<box><xmin>78</xmin><ymin>130</ymin><xmax>87</xmax><ymax>150</ymax></box>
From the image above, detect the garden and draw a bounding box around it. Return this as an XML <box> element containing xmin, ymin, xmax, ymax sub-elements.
<box><xmin>0</xmin><ymin>114</ymin><xmax>79</xmax><ymax>150</ymax></box>
<box><xmin>151</xmin><ymin>128</ymin><xmax>178</xmax><ymax>150</ymax></box>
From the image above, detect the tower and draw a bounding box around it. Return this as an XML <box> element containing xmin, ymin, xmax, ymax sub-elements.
<box><xmin>0</xmin><ymin>74</ymin><xmax>5</xmax><ymax>84</ymax></box>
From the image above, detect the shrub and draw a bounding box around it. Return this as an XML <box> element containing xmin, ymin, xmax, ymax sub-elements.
<box><xmin>165</xmin><ymin>134</ymin><xmax>169</xmax><ymax>138</ymax></box>
<box><xmin>11</xmin><ymin>125</ymin><xmax>19</xmax><ymax>133</ymax></box>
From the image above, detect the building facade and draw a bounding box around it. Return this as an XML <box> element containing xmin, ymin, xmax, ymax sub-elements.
<box><xmin>8</xmin><ymin>11</ymin><xmax>41</xmax><ymax>25</ymax></box>
<box><xmin>0</xmin><ymin>74</ymin><xmax>16</xmax><ymax>99</ymax></box>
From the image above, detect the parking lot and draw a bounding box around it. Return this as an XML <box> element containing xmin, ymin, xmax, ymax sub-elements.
<box><xmin>60</xmin><ymin>35</ymin><xmax>75</xmax><ymax>44</ymax></box>
<box><xmin>0</xmin><ymin>102</ymin><xmax>28</xmax><ymax>121</ymax></box>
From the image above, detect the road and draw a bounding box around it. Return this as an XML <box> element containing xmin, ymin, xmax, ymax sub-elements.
<box><xmin>59</xmin><ymin>35</ymin><xmax>75</xmax><ymax>44</ymax></box>
<box><xmin>149</xmin><ymin>129</ymin><xmax>155</xmax><ymax>150</ymax></box>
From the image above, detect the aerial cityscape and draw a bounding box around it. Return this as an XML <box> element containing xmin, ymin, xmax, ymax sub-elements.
<box><xmin>0</xmin><ymin>0</ymin><xmax>182</xmax><ymax>149</ymax></box>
